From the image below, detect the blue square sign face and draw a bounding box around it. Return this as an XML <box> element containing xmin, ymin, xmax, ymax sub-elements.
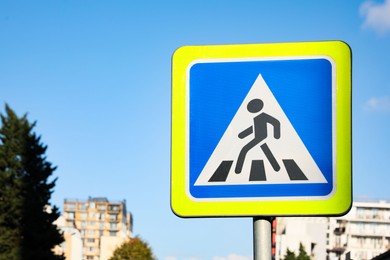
<box><xmin>171</xmin><ymin>41</ymin><xmax>351</xmax><ymax>217</ymax></box>
<box><xmin>189</xmin><ymin>58</ymin><xmax>334</xmax><ymax>199</ymax></box>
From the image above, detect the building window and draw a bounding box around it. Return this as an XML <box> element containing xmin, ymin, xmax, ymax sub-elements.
<box><xmin>65</xmin><ymin>203</ymin><xmax>76</xmax><ymax>210</ymax></box>
<box><xmin>81</xmin><ymin>213</ymin><xmax>87</xmax><ymax>220</ymax></box>
<box><xmin>79</xmin><ymin>203</ymin><xmax>87</xmax><ymax>211</ymax></box>
<box><xmin>358</xmin><ymin>237</ymin><xmax>365</xmax><ymax>247</ymax></box>
<box><xmin>109</xmin><ymin>205</ymin><xmax>120</xmax><ymax>211</ymax></box>
<box><xmin>87</xmin><ymin>229</ymin><xmax>95</xmax><ymax>235</ymax></box>
<box><xmin>98</xmin><ymin>204</ymin><xmax>106</xmax><ymax>211</ymax></box>
<box><xmin>109</xmin><ymin>214</ymin><xmax>118</xmax><ymax>220</ymax></box>
<box><xmin>356</xmin><ymin>207</ymin><xmax>364</xmax><ymax>218</ymax></box>
<box><xmin>110</xmin><ymin>222</ymin><xmax>117</xmax><ymax>229</ymax></box>
<box><xmin>373</xmin><ymin>208</ymin><xmax>379</xmax><ymax>219</ymax></box>
<box><xmin>81</xmin><ymin>221</ymin><xmax>86</xmax><ymax>228</ymax></box>
<box><xmin>109</xmin><ymin>231</ymin><xmax>117</xmax><ymax>236</ymax></box>
<box><xmin>88</xmin><ymin>221</ymin><xmax>95</xmax><ymax>226</ymax></box>
<box><xmin>87</xmin><ymin>238</ymin><xmax>95</xmax><ymax>243</ymax></box>
<box><xmin>89</xmin><ymin>202</ymin><xmax>95</xmax><ymax>209</ymax></box>
<box><xmin>67</xmin><ymin>212</ymin><xmax>75</xmax><ymax>219</ymax></box>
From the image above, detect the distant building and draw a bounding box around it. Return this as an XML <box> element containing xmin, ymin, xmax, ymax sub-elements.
<box><xmin>328</xmin><ymin>200</ymin><xmax>390</xmax><ymax>260</ymax></box>
<box><xmin>275</xmin><ymin>200</ymin><xmax>390</xmax><ymax>260</ymax></box>
<box><xmin>61</xmin><ymin>197</ymin><xmax>133</xmax><ymax>260</ymax></box>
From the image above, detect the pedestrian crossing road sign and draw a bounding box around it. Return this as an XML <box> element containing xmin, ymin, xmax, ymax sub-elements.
<box><xmin>171</xmin><ymin>41</ymin><xmax>352</xmax><ymax>217</ymax></box>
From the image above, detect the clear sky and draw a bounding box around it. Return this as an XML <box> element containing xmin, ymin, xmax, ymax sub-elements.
<box><xmin>1</xmin><ymin>1</ymin><xmax>390</xmax><ymax>260</ymax></box>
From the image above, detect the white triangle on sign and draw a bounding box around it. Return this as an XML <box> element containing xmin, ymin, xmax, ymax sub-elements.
<box><xmin>194</xmin><ymin>74</ymin><xmax>327</xmax><ymax>186</ymax></box>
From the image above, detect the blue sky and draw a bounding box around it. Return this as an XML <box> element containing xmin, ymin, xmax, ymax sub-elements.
<box><xmin>1</xmin><ymin>1</ymin><xmax>390</xmax><ymax>260</ymax></box>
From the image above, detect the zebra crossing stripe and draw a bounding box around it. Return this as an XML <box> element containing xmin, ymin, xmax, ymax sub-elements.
<box><xmin>208</xmin><ymin>161</ymin><xmax>232</xmax><ymax>182</ymax></box>
<box><xmin>282</xmin><ymin>160</ymin><xmax>308</xmax><ymax>181</ymax></box>
<box><xmin>249</xmin><ymin>160</ymin><xmax>266</xmax><ymax>181</ymax></box>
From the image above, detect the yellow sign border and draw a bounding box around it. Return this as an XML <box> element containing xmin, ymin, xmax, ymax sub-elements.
<box><xmin>171</xmin><ymin>41</ymin><xmax>352</xmax><ymax>217</ymax></box>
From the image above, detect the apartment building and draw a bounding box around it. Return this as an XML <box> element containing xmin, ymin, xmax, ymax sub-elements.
<box><xmin>276</xmin><ymin>200</ymin><xmax>390</xmax><ymax>260</ymax></box>
<box><xmin>328</xmin><ymin>200</ymin><xmax>390</xmax><ymax>260</ymax></box>
<box><xmin>63</xmin><ymin>197</ymin><xmax>132</xmax><ymax>260</ymax></box>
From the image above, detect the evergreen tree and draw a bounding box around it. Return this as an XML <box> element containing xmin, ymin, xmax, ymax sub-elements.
<box><xmin>0</xmin><ymin>104</ymin><xmax>64</xmax><ymax>260</ymax></box>
<box><xmin>297</xmin><ymin>242</ymin><xmax>311</xmax><ymax>260</ymax></box>
<box><xmin>282</xmin><ymin>243</ymin><xmax>311</xmax><ymax>260</ymax></box>
<box><xmin>109</xmin><ymin>236</ymin><xmax>156</xmax><ymax>260</ymax></box>
<box><xmin>283</xmin><ymin>248</ymin><xmax>297</xmax><ymax>260</ymax></box>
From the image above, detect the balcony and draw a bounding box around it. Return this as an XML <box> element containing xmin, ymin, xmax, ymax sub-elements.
<box><xmin>108</xmin><ymin>205</ymin><xmax>120</xmax><ymax>212</ymax></box>
<box><xmin>334</xmin><ymin>227</ymin><xmax>346</xmax><ymax>235</ymax></box>
<box><xmin>327</xmin><ymin>246</ymin><xmax>346</xmax><ymax>255</ymax></box>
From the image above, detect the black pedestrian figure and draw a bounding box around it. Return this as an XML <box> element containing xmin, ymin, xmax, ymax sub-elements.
<box><xmin>235</xmin><ymin>98</ymin><xmax>281</xmax><ymax>174</ymax></box>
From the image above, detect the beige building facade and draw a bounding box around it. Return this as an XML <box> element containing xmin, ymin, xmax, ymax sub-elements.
<box><xmin>53</xmin><ymin>215</ymin><xmax>83</xmax><ymax>260</ymax></box>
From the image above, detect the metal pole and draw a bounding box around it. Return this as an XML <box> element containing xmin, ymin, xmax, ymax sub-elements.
<box><xmin>253</xmin><ymin>216</ymin><xmax>273</xmax><ymax>260</ymax></box>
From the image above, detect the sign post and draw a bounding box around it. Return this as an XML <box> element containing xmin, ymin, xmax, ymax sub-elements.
<box><xmin>171</xmin><ymin>41</ymin><xmax>352</xmax><ymax>258</ymax></box>
<box><xmin>253</xmin><ymin>217</ymin><xmax>272</xmax><ymax>260</ymax></box>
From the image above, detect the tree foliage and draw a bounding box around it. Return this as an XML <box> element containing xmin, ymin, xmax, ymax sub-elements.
<box><xmin>282</xmin><ymin>242</ymin><xmax>311</xmax><ymax>260</ymax></box>
<box><xmin>0</xmin><ymin>104</ymin><xmax>64</xmax><ymax>260</ymax></box>
<box><xmin>109</xmin><ymin>236</ymin><xmax>156</xmax><ymax>260</ymax></box>
<box><xmin>297</xmin><ymin>243</ymin><xmax>311</xmax><ymax>260</ymax></box>
<box><xmin>283</xmin><ymin>248</ymin><xmax>297</xmax><ymax>260</ymax></box>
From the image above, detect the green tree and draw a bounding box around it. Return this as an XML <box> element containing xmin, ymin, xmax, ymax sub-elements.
<box><xmin>297</xmin><ymin>242</ymin><xmax>311</xmax><ymax>260</ymax></box>
<box><xmin>282</xmin><ymin>243</ymin><xmax>311</xmax><ymax>260</ymax></box>
<box><xmin>283</xmin><ymin>248</ymin><xmax>297</xmax><ymax>260</ymax></box>
<box><xmin>109</xmin><ymin>236</ymin><xmax>156</xmax><ymax>260</ymax></box>
<box><xmin>0</xmin><ymin>104</ymin><xmax>64</xmax><ymax>260</ymax></box>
